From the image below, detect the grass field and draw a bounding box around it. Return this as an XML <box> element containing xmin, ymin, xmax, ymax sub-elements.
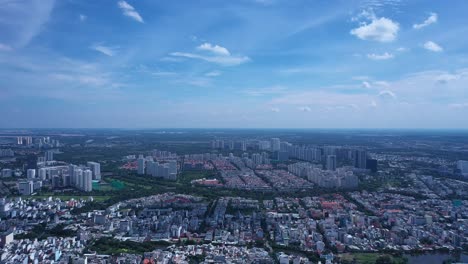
<box><xmin>177</xmin><ymin>170</ymin><xmax>218</xmax><ymax>184</ymax></box>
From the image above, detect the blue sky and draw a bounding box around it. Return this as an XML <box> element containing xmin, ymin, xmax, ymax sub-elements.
<box><xmin>1</xmin><ymin>0</ymin><xmax>468</xmax><ymax>128</ymax></box>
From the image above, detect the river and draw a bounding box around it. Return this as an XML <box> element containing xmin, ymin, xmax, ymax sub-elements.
<box><xmin>405</xmin><ymin>252</ymin><xmax>468</xmax><ymax>264</ymax></box>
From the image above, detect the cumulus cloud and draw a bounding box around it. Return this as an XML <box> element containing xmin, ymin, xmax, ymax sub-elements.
<box><xmin>367</xmin><ymin>52</ymin><xmax>394</xmax><ymax>60</ymax></box>
<box><xmin>378</xmin><ymin>90</ymin><xmax>397</xmax><ymax>100</ymax></box>
<box><xmin>298</xmin><ymin>106</ymin><xmax>312</xmax><ymax>112</ymax></box>
<box><xmin>90</xmin><ymin>44</ymin><xmax>117</xmax><ymax>56</ymax></box>
<box><xmin>169</xmin><ymin>42</ymin><xmax>250</xmax><ymax>66</ymax></box>
<box><xmin>197</xmin><ymin>43</ymin><xmax>230</xmax><ymax>56</ymax></box>
<box><xmin>424</xmin><ymin>41</ymin><xmax>443</xmax><ymax>52</ymax></box>
<box><xmin>350</xmin><ymin>12</ymin><xmax>399</xmax><ymax>42</ymax></box>
<box><xmin>436</xmin><ymin>74</ymin><xmax>459</xmax><ymax>84</ymax></box>
<box><xmin>118</xmin><ymin>1</ymin><xmax>144</xmax><ymax>23</ymax></box>
<box><xmin>413</xmin><ymin>13</ymin><xmax>437</xmax><ymax>29</ymax></box>
<box><xmin>266</xmin><ymin>68</ymin><xmax>468</xmax><ymax>126</ymax></box>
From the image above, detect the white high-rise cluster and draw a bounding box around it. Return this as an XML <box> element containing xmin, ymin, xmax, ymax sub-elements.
<box><xmin>87</xmin><ymin>162</ymin><xmax>101</xmax><ymax>180</ymax></box>
<box><xmin>288</xmin><ymin>162</ymin><xmax>358</xmax><ymax>189</ymax></box>
<box><xmin>146</xmin><ymin>159</ymin><xmax>178</xmax><ymax>180</ymax></box>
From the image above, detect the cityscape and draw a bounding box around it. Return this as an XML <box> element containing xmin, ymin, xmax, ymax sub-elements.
<box><xmin>0</xmin><ymin>129</ymin><xmax>467</xmax><ymax>263</ymax></box>
<box><xmin>1</xmin><ymin>0</ymin><xmax>468</xmax><ymax>263</ymax></box>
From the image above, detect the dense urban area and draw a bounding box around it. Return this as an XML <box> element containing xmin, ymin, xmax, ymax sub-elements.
<box><xmin>0</xmin><ymin>129</ymin><xmax>467</xmax><ymax>264</ymax></box>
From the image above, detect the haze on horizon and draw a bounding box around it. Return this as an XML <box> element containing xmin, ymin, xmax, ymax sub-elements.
<box><xmin>1</xmin><ymin>0</ymin><xmax>467</xmax><ymax>129</ymax></box>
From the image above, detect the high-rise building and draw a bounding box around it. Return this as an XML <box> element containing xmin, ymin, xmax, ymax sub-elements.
<box><xmin>16</xmin><ymin>136</ymin><xmax>32</xmax><ymax>145</ymax></box>
<box><xmin>87</xmin><ymin>162</ymin><xmax>101</xmax><ymax>180</ymax></box>
<box><xmin>74</xmin><ymin>169</ymin><xmax>83</xmax><ymax>188</ymax></box>
<box><xmin>240</xmin><ymin>141</ymin><xmax>247</xmax><ymax>151</ymax></box>
<box><xmin>62</xmin><ymin>174</ymin><xmax>70</xmax><ymax>187</ymax></box>
<box><xmin>52</xmin><ymin>175</ymin><xmax>60</xmax><ymax>188</ymax></box>
<box><xmin>354</xmin><ymin>150</ymin><xmax>367</xmax><ymax>169</ymax></box>
<box><xmin>168</xmin><ymin>160</ymin><xmax>177</xmax><ymax>180</ymax></box>
<box><xmin>18</xmin><ymin>181</ymin><xmax>34</xmax><ymax>195</ymax></box>
<box><xmin>27</xmin><ymin>169</ymin><xmax>36</xmax><ymax>179</ymax></box>
<box><xmin>228</xmin><ymin>141</ymin><xmax>234</xmax><ymax>150</ymax></box>
<box><xmin>82</xmin><ymin>170</ymin><xmax>93</xmax><ymax>192</ymax></box>
<box><xmin>45</xmin><ymin>151</ymin><xmax>54</xmax><ymax>161</ymax></box>
<box><xmin>68</xmin><ymin>165</ymin><xmax>76</xmax><ymax>184</ymax></box>
<box><xmin>137</xmin><ymin>157</ymin><xmax>146</xmax><ymax>175</ymax></box>
<box><xmin>276</xmin><ymin>151</ymin><xmax>289</xmax><ymax>161</ymax></box>
<box><xmin>271</xmin><ymin>138</ymin><xmax>281</xmax><ymax>151</ymax></box>
<box><xmin>146</xmin><ymin>160</ymin><xmax>155</xmax><ymax>176</ymax></box>
<box><xmin>38</xmin><ymin>168</ymin><xmax>47</xmax><ymax>180</ymax></box>
<box><xmin>457</xmin><ymin>160</ymin><xmax>468</xmax><ymax>177</ymax></box>
<box><xmin>258</xmin><ymin>141</ymin><xmax>271</xmax><ymax>150</ymax></box>
<box><xmin>323</xmin><ymin>146</ymin><xmax>337</xmax><ymax>157</ymax></box>
<box><xmin>326</xmin><ymin>155</ymin><xmax>337</xmax><ymax>171</ymax></box>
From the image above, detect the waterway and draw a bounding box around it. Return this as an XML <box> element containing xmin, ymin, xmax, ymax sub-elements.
<box><xmin>405</xmin><ymin>252</ymin><xmax>468</xmax><ymax>264</ymax></box>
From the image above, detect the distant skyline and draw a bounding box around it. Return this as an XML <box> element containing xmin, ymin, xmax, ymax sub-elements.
<box><xmin>1</xmin><ymin>0</ymin><xmax>468</xmax><ymax>128</ymax></box>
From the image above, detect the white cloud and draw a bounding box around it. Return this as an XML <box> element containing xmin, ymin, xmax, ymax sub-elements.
<box><xmin>350</xmin><ymin>14</ymin><xmax>399</xmax><ymax>42</ymax></box>
<box><xmin>436</xmin><ymin>74</ymin><xmax>459</xmax><ymax>84</ymax></box>
<box><xmin>0</xmin><ymin>52</ymin><xmax>126</xmax><ymax>103</ymax></box>
<box><xmin>151</xmin><ymin>71</ymin><xmax>177</xmax><ymax>77</ymax></box>
<box><xmin>49</xmin><ymin>73</ymin><xmax>115</xmax><ymax>87</ymax></box>
<box><xmin>117</xmin><ymin>1</ymin><xmax>144</xmax><ymax>23</ymax></box>
<box><xmin>205</xmin><ymin>71</ymin><xmax>222</xmax><ymax>77</ymax></box>
<box><xmin>169</xmin><ymin>52</ymin><xmax>250</xmax><ymax>66</ymax></box>
<box><xmin>298</xmin><ymin>106</ymin><xmax>312</xmax><ymax>112</ymax></box>
<box><xmin>263</xmin><ymin>68</ymin><xmax>468</xmax><ymax>127</ymax></box>
<box><xmin>242</xmin><ymin>86</ymin><xmax>287</xmax><ymax>96</ymax></box>
<box><xmin>0</xmin><ymin>43</ymin><xmax>12</xmax><ymax>52</ymax></box>
<box><xmin>396</xmin><ymin>47</ymin><xmax>408</xmax><ymax>52</ymax></box>
<box><xmin>348</xmin><ymin>104</ymin><xmax>359</xmax><ymax>110</ymax></box>
<box><xmin>197</xmin><ymin>43</ymin><xmax>230</xmax><ymax>56</ymax></box>
<box><xmin>449</xmin><ymin>103</ymin><xmax>468</xmax><ymax>109</ymax></box>
<box><xmin>0</xmin><ymin>0</ymin><xmax>55</xmax><ymax>48</ymax></box>
<box><xmin>367</xmin><ymin>52</ymin><xmax>394</xmax><ymax>60</ymax></box>
<box><xmin>378</xmin><ymin>90</ymin><xmax>397</xmax><ymax>99</ymax></box>
<box><xmin>90</xmin><ymin>44</ymin><xmax>117</xmax><ymax>56</ymax></box>
<box><xmin>362</xmin><ymin>81</ymin><xmax>371</xmax><ymax>88</ymax></box>
<box><xmin>270</xmin><ymin>107</ymin><xmax>280</xmax><ymax>113</ymax></box>
<box><xmin>413</xmin><ymin>13</ymin><xmax>437</xmax><ymax>29</ymax></box>
<box><xmin>79</xmin><ymin>14</ymin><xmax>87</xmax><ymax>22</ymax></box>
<box><xmin>160</xmin><ymin>56</ymin><xmax>184</xmax><ymax>62</ymax></box>
<box><xmin>374</xmin><ymin>81</ymin><xmax>390</xmax><ymax>87</ymax></box>
<box><xmin>352</xmin><ymin>76</ymin><xmax>370</xmax><ymax>81</ymax></box>
<box><xmin>174</xmin><ymin>77</ymin><xmax>211</xmax><ymax>87</ymax></box>
<box><xmin>424</xmin><ymin>41</ymin><xmax>443</xmax><ymax>52</ymax></box>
